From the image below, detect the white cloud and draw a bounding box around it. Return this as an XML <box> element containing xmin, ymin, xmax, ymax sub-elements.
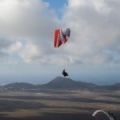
<box><xmin>20</xmin><ymin>42</ymin><xmax>41</xmax><ymax>63</ymax></box>
<box><xmin>0</xmin><ymin>0</ymin><xmax>120</xmax><ymax>65</ymax></box>
<box><xmin>3</xmin><ymin>41</ymin><xmax>23</xmax><ymax>54</ymax></box>
<box><xmin>61</xmin><ymin>0</ymin><xmax>120</xmax><ymax>64</ymax></box>
<box><xmin>0</xmin><ymin>0</ymin><xmax>59</xmax><ymax>38</ymax></box>
<box><xmin>0</xmin><ymin>0</ymin><xmax>60</xmax><ymax>64</ymax></box>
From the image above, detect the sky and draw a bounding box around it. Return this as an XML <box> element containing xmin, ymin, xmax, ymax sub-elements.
<box><xmin>0</xmin><ymin>0</ymin><xmax>120</xmax><ymax>85</ymax></box>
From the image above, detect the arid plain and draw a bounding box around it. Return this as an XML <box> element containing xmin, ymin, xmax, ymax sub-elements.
<box><xmin>0</xmin><ymin>90</ymin><xmax>120</xmax><ymax>120</ymax></box>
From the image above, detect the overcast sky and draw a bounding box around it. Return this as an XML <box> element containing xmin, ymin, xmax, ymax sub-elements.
<box><xmin>0</xmin><ymin>0</ymin><xmax>120</xmax><ymax>85</ymax></box>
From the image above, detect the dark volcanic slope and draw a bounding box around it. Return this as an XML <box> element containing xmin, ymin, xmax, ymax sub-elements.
<box><xmin>41</xmin><ymin>76</ymin><xmax>97</xmax><ymax>90</ymax></box>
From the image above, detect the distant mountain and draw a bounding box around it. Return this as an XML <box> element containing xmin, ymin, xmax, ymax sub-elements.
<box><xmin>4</xmin><ymin>82</ymin><xmax>35</xmax><ymax>91</ymax></box>
<box><xmin>2</xmin><ymin>77</ymin><xmax>120</xmax><ymax>91</ymax></box>
<box><xmin>105</xmin><ymin>83</ymin><xmax>120</xmax><ymax>90</ymax></box>
<box><xmin>40</xmin><ymin>76</ymin><xmax>98</xmax><ymax>90</ymax></box>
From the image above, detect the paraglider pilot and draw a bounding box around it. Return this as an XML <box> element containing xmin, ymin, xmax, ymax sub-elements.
<box><xmin>62</xmin><ymin>69</ymin><xmax>69</xmax><ymax>77</ymax></box>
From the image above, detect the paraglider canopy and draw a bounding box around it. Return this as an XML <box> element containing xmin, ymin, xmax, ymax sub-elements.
<box><xmin>54</xmin><ymin>28</ymin><xmax>70</xmax><ymax>47</ymax></box>
<box><xmin>92</xmin><ymin>110</ymin><xmax>116</xmax><ymax>120</ymax></box>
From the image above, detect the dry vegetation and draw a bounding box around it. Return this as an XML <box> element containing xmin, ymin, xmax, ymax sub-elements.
<box><xmin>0</xmin><ymin>90</ymin><xmax>119</xmax><ymax>120</ymax></box>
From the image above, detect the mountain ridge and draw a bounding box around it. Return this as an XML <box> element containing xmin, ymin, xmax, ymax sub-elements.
<box><xmin>1</xmin><ymin>76</ymin><xmax>120</xmax><ymax>91</ymax></box>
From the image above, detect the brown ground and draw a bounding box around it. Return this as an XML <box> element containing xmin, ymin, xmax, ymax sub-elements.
<box><xmin>0</xmin><ymin>90</ymin><xmax>119</xmax><ymax>120</ymax></box>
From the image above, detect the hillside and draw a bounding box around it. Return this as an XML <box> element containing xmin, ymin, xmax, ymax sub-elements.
<box><xmin>41</xmin><ymin>76</ymin><xmax>97</xmax><ymax>90</ymax></box>
<box><xmin>4</xmin><ymin>82</ymin><xmax>35</xmax><ymax>91</ymax></box>
<box><xmin>1</xmin><ymin>77</ymin><xmax>120</xmax><ymax>91</ymax></box>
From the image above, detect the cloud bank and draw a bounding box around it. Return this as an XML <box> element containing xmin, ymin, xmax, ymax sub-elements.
<box><xmin>0</xmin><ymin>0</ymin><xmax>120</xmax><ymax>65</ymax></box>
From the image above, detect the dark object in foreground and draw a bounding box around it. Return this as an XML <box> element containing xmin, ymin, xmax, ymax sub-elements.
<box><xmin>62</xmin><ymin>69</ymin><xmax>69</xmax><ymax>77</ymax></box>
